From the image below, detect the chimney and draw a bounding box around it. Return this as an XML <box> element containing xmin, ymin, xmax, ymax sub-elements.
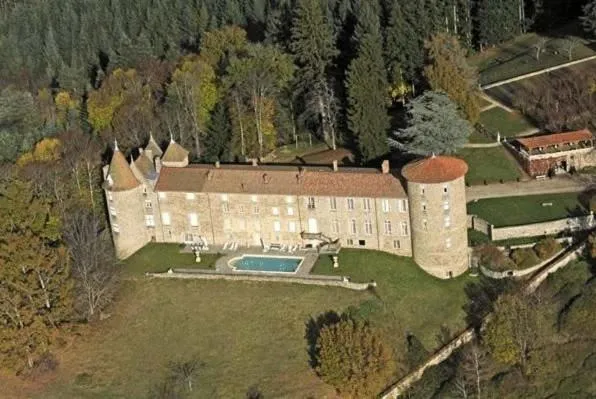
<box><xmin>215</xmin><ymin>161</ymin><xmax>220</xmax><ymax>168</ymax></box>
<box><xmin>252</xmin><ymin>158</ymin><xmax>258</xmax><ymax>167</ymax></box>
<box><xmin>381</xmin><ymin>160</ymin><xmax>389</xmax><ymax>174</ymax></box>
<box><xmin>332</xmin><ymin>160</ymin><xmax>338</xmax><ymax>172</ymax></box>
<box><xmin>155</xmin><ymin>156</ymin><xmax>162</xmax><ymax>173</ymax></box>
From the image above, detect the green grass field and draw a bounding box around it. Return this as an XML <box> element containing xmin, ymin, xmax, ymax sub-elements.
<box><xmin>123</xmin><ymin>243</ymin><xmax>221</xmax><ymax>276</ymax></box>
<box><xmin>479</xmin><ymin>107</ymin><xmax>535</xmax><ymax>137</ymax></box>
<box><xmin>468</xmin><ymin>128</ymin><xmax>495</xmax><ymax>144</ymax></box>
<box><xmin>37</xmin><ymin>248</ymin><xmax>472</xmax><ymax>398</ymax></box>
<box><xmin>469</xmin><ymin>27</ymin><xmax>596</xmax><ymax>85</ymax></box>
<box><xmin>467</xmin><ymin>192</ymin><xmax>586</xmax><ymax>227</ymax></box>
<box><xmin>457</xmin><ymin>147</ymin><xmax>522</xmax><ymax>185</ymax></box>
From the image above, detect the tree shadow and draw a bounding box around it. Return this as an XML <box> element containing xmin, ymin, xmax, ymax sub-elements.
<box><xmin>463</xmin><ymin>276</ymin><xmax>515</xmax><ymax>332</ymax></box>
<box><xmin>304</xmin><ymin>311</ymin><xmax>345</xmax><ymax>368</ymax></box>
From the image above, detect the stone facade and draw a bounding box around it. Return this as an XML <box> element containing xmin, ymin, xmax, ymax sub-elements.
<box><xmin>103</xmin><ymin>142</ymin><xmax>473</xmax><ymax>279</ymax></box>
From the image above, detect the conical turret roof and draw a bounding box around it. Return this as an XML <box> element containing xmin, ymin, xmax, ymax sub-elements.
<box><xmin>162</xmin><ymin>139</ymin><xmax>189</xmax><ymax>163</ymax></box>
<box><xmin>145</xmin><ymin>133</ymin><xmax>163</xmax><ymax>157</ymax></box>
<box><xmin>107</xmin><ymin>146</ymin><xmax>141</xmax><ymax>191</ymax></box>
<box><xmin>133</xmin><ymin>151</ymin><xmax>157</xmax><ymax>180</ymax></box>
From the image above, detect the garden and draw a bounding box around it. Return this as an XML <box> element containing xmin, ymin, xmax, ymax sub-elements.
<box><xmin>475</xmin><ymin>237</ymin><xmax>563</xmax><ymax>272</ymax></box>
<box><xmin>467</xmin><ymin>192</ymin><xmax>587</xmax><ymax>227</ymax></box>
<box><xmin>36</xmin><ymin>247</ymin><xmax>472</xmax><ymax>398</ymax></box>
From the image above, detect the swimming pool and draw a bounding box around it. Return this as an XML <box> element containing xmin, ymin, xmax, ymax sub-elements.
<box><xmin>229</xmin><ymin>255</ymin><xmax>304</xmax><ymax>273</ymax></box>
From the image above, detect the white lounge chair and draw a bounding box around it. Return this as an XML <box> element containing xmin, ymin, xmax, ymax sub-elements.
<box><xmin>280</xmin><ymin>244</ymin><xmax>287</xmax><ymax>252</ymax></box>
<box><xmin>223</xmin><ymin>241</ymin><xmax>229</xmax><ymax>250</ymax></box>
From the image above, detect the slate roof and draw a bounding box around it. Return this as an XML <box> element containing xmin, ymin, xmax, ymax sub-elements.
<box><xmin>401</xmin><ymin>156</ymin><xmax>468</xmax><ymax>184</ymax></box>
<box><xmin>133</xmin><ymin>152</ymin><xmax>157</xmax><ymax>180</ymax></box>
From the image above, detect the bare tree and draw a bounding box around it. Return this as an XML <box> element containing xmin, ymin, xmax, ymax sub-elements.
<box><xmin>560</xmin><ymin>36</ymin><xmax>580</xmax><ymax>61</ymax></box>
<box><xmin>63</xmin><ymin>210</ymin><xmax>120</xmax><ymax>321</ymax></box>
<box><xmin>454</xmin><ymin>342</ymin><xmax>490</xmax><ymax>399</ymax></box>
<box><xmin>533</xmin><ymin>37</ymin><xmax>549</xmax><ymax>61</ymax></box>
<box><xmin>168</xmin><ymin>358</ymin><xmax>202</xmax><ymax>393</ymax></box>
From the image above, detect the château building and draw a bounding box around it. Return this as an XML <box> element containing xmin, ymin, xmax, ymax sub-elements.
<box><xmin>103</xmin><ymin>137</ymin><xmax>470</xmax><ymax>279</ymax></box>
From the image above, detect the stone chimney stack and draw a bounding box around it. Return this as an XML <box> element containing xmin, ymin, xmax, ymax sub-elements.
<box><xmin>155</xmin><ymin>156</ymin><xmax>162</xmax><ymax>173</ymax></box>
<box><xmin>332</xmin><ymin>160</ymin><xmax>338</xmax><ymax>171</ymax></box>
<box><xmin>215</xmin><ymin>161</ymin><xmax>220</xmax><ymax>168</ymax></box>
<box><xmin>381</xmin><ymin>160</ymin><xmax>390</xmax><ymax>174</ymax></box>
<box><xmin>252</xmin><ymin>158</ymin><xmax>258</xmax><ymax>167</ymax></box>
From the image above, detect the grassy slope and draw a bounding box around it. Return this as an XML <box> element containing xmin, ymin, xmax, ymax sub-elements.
<box><xmin>479</xmin><ymin>107</ymin><xmax>534</xmax><ymax>137</ymax></box>
<box><xmin>467</xmin><ymin>192</ymin><xmax>586</xmax><ymax>227</ymax></box>
<box><xmin>38</xmin><ymin>248</ymin><xmax>471</xmax><ymax>398</ymax></box>
<box><xmin>457</xmin><ymin>147</ymin><xmax>521</xmax><ymax>185</ymax></box>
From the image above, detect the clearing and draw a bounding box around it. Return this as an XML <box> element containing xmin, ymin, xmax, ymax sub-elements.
<box><xmin>467</xmin><ymin>192</ymin><xmax>586</xmax><ymax>227</ymax></box>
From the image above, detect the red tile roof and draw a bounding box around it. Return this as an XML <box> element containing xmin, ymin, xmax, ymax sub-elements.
<box><xmin>401</xmin><ymin>156</ymin><xmax>468</xmax><ymax>184</ymax></box>
<box><xmin>517</xmin><ymin>129</ymin><xmax>593</xmax><ymax>150</ymax></box>
<box><xmin>154</xmin><ymin>164</ymin><xmax>407</xmax><ymax>198</ymax></box>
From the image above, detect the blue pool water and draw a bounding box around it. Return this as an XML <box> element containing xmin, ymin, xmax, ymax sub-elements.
<box><xmin>231</xmin><ymin>255</ymin><xmax>303</xmax><ymax>273</ymax></box>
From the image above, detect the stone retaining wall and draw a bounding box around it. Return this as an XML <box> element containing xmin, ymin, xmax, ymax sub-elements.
<box><xmin>491</xmin><ymin>213</ymin><xmax>594</xmax><ymax>240</ymax></box>
<box><xmin>468</xmin><ymin>214</ymin><xmax>491</xmax><ymax>236</ymax></box>
<box><xmin>145</xmin><ymin>269</ymin><xmax>375</xmax><ymax>291</ymax></box>
<box><xmin>480</xmin><ymin>245</ymin><xmax>567</xmax><ymax>279</ymax></box>
<box><xmin>525</xmin><ymin>242</ymin><xmax>586</xmax><ymax>293</ymax></box>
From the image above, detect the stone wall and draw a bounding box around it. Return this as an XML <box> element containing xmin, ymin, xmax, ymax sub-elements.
<box><xmin>468</xmin><ymin>214</ymin><xmax>491</xmax><ymax>235</ymax></box>
<box><xmin>479</xmin><ymin>245</ymin><xmax>567</xmax><ymax>279</ymax></box>
<box><xmin>107</xmin><ymin>185</ymin><xmax>150</xmax><ymax>259</ymax></box>
<box><xmin>491</xmin><ymin>213</ymin><xmax>594</xmax><ymax>241</ymax></box>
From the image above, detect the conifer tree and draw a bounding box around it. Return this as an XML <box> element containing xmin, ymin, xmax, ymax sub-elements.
<box><xmin>346</xmin><ymin>1</ymin><xmax>390</xmax><ymax>162</ymax></box>
<box><xmin>476</xmin><ymin>0</ymin><xmax>522</xmax><ymax>47</ymax></box>
<box><xmin>291</xmin><ymin>0</ymin><xmax>339</xmax><ymax>149</ymax></box>
<box><xmin>582</xmin><ymin>0</ymin><xmax>596</xmax><ymax>37</ymax></box>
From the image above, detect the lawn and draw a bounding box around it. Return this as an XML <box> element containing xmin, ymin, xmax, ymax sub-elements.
<box><xmin>468</xmin><ymin>127</ymin><xmax>496</xmax><ymax>144</ymax></box>
<box><xmin>123</xmin><ymin>243</ymin><xmax>221</xmax><ymax>276</ymax></box>
<box><xmin>467</xmin><ymin>192</ymin><xmax>586</xmax><ymax>227</ymax></box>
<box><xmin>468</xmin><ymin>26</ymin><xmax>596</xmax><ymax>85</ymax></box>
<box><xmin>456</xmin><ymin>146</ymin><xmax>522</xmax><ymax>185</ymax></box>
<box><xmin>34</xmin><ymin>247</ymin><xmax>472</xmax><ymax>399</ymax></box>
<box><xmin>478</xmin><ymin>107</ymin><xmax>535</xmax><ymax>137</ymax></box>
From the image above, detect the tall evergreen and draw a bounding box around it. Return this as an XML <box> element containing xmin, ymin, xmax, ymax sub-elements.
<box><xmin>291</xmin><ymin>0</ymin><xmax>339</xmax><ymax>149</ymax></box>
<box><xmin>476</xmin><ymin>0</ymin><xmax>522</xmax><ymax>47</ymax></box>
<box><xmin>346</xmin><ymin>1</ymin><xmax>390</xmax><ymax>162</ymax></box>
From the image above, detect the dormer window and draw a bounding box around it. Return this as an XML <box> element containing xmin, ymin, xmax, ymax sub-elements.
<box><xmin>107</xmin><ymin>175</ymin><xmax>114</xmax><ymax>186</ymax></box>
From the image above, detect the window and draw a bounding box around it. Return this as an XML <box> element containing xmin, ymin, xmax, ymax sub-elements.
<box><xmin>443</xmin><ymin>184</ymin><xmax>449</xmax><ymax>194</ymax></box>
<box><xmin>363</xmin><ymin>198</ymin><xmax>372</xmax><ymax>212</ymax></box>
<box><xmin>238</xmin><ymin>218</ymin><xmax>246</xmax><ymax>231</ymax></box>
<box><xmin>422</xmin><ymin>219</ymin><xmax>428</xmax><ymax>231</ymax></box>
<box><xmin>189</xmin><ymin>213</ymin><xmax>199</xmax><ymax>227</ymax></box>
<box><xmin>254</xmin><ymin>220</ymin><xmax>261</xmax><ymax>231</ymax></box>
<box><xmin>142</xmin><ymin>186</ymin><xmax>147</xmax><ymax>195</ymax></box>
<box><xmin>307</xmin><ymin>196</ymin><xmax>316</xmax><ymax>209</ymax></box>
<box><xmin>446</xmin><ymin>238</ymin><xmax>452</xmax><ymax>249</ymax></box>
<box><xmin>145</xmin><ymin>200</ymin><xmax>152</xmax><ymax>209</ymax></box>
<box><xmin>184</xmin><ymin>233</ymin><xmax>193</xmax><ymax>242</ymax></box>
<box><xmin>444</xmin><ymin>216</ymin><xmax>451</xmax><ymax>228</ymax></box>
<box><xmin>185</xmin><ymin>193</ymin><xmax>195</xmax><ymax>200</ymax></box>
<box><xmin>253</xmin><ymin>204</ymin><xmax>259</xmax><ymax>215</ymax></box>
<box><xmin>145</xmin><ymin>215</ymin><xmax>155</xmax><ymax>227</ymax></box>
<box><xmin>329</xmin><ymin>197</ymin><xmax>337</xmax><ymax>211</ymax></box>
<box><xmin>286</xmin><ymin>196</ymin><xmax>294</xmax><ymax>204</ymax></box>
<box><xmin>399</xmin><ymin>199</ymin><xmax>408</xmax><ymax>213</ymax></box>
<box><xmin>358</xmin><ymin>239</ymin><xmax>366</xmax><ymax>247</ymax></box>
<box><xmin>349</xmin><ymin>219</ymin><xmax>357</xmax><ymax>235</ymax></box>
<box><xmin>332</xmin><ymin>220</ymin><xmax>339</xmax><ymax>234</ymax></box>
<box><xmin>107</xmin><ymin>191</ymin><xmax>113</xmax><ymax>202</ymax></box>
<box><xmin>272</xmin><ymin>207</ymin><xmax>279</xmax><ymax>215</ymax></box>
<box><xmin>223</xmin><ymin>218</ymin><xmax>231</xmax><ymax>231</ymax></box>
<box><xmin>288</xmin><ymin>221</ymin><xmax>296</xmax><ymax>233</ymax></box>
<box><xmin>347</xmin><ymin>198</ymin><xmax>355</xmax><ymax>210</ymax></box>
<box><xmin>422</xmin><ymin>203</ymin><xmax>427</xmax><ymax>212</ymax></box>
<box><xmin>364</xmin><ymin>220</ymin><xmax>373</xmax><ymax>235</ymax></box>
<box><xmin>112</xmin><ymin>223</ymin><xmax>120</xmax><ymax>233</ymax></box>
<box><xmin>393</xmin><ymin>240</ymin><xmax>401</xmax><ymax>249</ymax></box>
<box><xmin>443</xmin><ymin>201</ymin><xmax>450</xmax><ymax>210</ymax></box>
<box><xmin>238</xmin><ymin>205</ymin><xmax>244</xmax><ymax>214</ymax></box>
<box><xmin>384</xmin><ymin>220</ymin><xmax>392</xmax><ymax>235</ymax></box>
<box><xmin>347</xmin><ymin>238</ymin><xmax>354</xmax><ymax>246</ymax></box>
<box><xmin>222</xmin><ymin>202</ymin><xmax>230</xmax><ymax>213</ymax></box>
<box><xmin>159</xmin><ymin>192</ymin><xmax>166</xmax><ymax>199</ymax></box>
<box><xmin>420</xmin><ymin>185</ymin><xmax>426</xmax><ymax>195</ymax></box>
<box><xmin>308</xmin><ymin>218</ymin><xmax>318</xmax><ymax>233</ymax></box>
<box><xmin>162</xmin><ymin>212</ymin><xmax>171</xmax><ymax>225</ymax></box>
<box><xmin>382</xmin><ymin>199</ymin><xmax>390</xmax><ymax>213</ymax></box>
<box><xmin>273</xmin><ymin>220</ymin><xmax>281</xmax><ymax>232</ymax></box>
<box><xmin>221</xmin><ymin>194</ymin><xmax>228</xmax><ymax>201</ymax></box>
<box><xmin>251</xmin><ymin>195</ymin><xmax>258</xmax><ymax>203</ymax></box>
<box><xmin>401</xmin><ymin>221</ymin><xmax>409</xmax><ymax>236</ymax></box>
<box><xmin>287</xmin><ymin>207</ymin><xmax>294</xmax><ymax>216</ymax></box>
<box><xmin>109</xmin><ymin>206</ymin><xmax>117</xmax><ymax>216</ymax></box>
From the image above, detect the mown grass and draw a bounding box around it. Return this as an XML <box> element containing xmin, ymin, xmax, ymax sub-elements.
<box><xmin>123</xmin><ymin>243</ymin><xmax>221</xmax><ymax>276</ymax></box>
<box><xmin>479</xmin><ymin>107</ymin><xmax>535</xmax><ymax>137</ymax></box>
<box><xmin>467</xmin><ymin>192</ymin><xmax>586</xmax><ymax>227</ymax></box>
<box><xmin>37</xmin><ymin>247</ymin><xmax>472</xmax><ymax>398</ymax></box>
<box><xmin>457</xmin><ymin>147</ymin><xmax>522</xmax><ymax>185</ymax></box>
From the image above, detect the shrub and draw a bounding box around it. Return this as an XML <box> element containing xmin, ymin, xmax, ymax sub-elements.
<box><xmin>475</xmin><ymin>244</ymin><xmax>514</xmax><ymax>271</ymax></box>
<box><xmin>533</xmin><ymin>237</ymin><xmax>562</xmax><ymax>260</ymax></box>
<box><xmin>315</xmin><ymin>318</ymin><xmax>396</xmax><ymax>397</ymax></box>
<box><xmin>510</xmin><ymin>248</ymin><xmax>540</xmax><ymax>269</ymax></box>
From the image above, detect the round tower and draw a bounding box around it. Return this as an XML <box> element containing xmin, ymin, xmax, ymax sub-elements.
<box><xmin>402</xmin><ymin>156</ymin><xmax>469</xmax><ymax>278</ymax></box>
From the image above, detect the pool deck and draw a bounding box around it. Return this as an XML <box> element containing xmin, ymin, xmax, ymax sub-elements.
<box><xmin>214</xmin><ymin>248</ymin><xmax>321</xmax><ymax>276</ymax></box>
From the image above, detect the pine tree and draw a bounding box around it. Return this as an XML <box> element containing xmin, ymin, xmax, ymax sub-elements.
<box><xmin>291</xmin><ymin>0</ymin><xmax>339</xmax><ymax>149</ymax></box>
<box><xmin>476</xmin><ymin>0</ymin><xmax>522</xmax><ymax>47</ymax></box>
<box><xmin>391</xmin><ymin>91</ymin><xmax>472</xmax><ymax>155</ymax></box>
<box><xmin>581</xmin><ymin>0</ymin><xmax>596</xmax><ymax>37</ymax></box>
<box><xmin>424</xmin><ymin>32</ymin><xmax>480</xmax><ymax>123</ymax></box>
<box><xmin>346</xmin><ymin>1</ymin><xmax>390</xmax><ymax>162</ymax></box>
